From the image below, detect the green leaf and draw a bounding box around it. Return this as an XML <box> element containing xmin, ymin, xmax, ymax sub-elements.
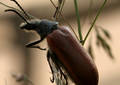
<box><xmin>100</xmin><ymin>28</ymin><xmax>111</xmax><ymax>40</ymax></box>
<box><xmin>97</xmin><ymin>34</ymin><xmax>114</xmax><ymax>59</ymax></box>
<box><xmin>74</xmin><ymin>0</ymin><xmax>82</xmax><ymax>41</ymax></box>
<box><xmin>88</xmin><ymin>43</ymin><xmax>95</xmax><ymax>59</ymax></box>
<box><xmin>95</xmin><ymin>27</ymin><xmax>101</xmax><ymax>47</ymax></box>
<box><xmin>96</xmin><ymin>38</ymin><xmax>100</xmax><ymax>47</ymax></box>
<box><xmin>94</xmin><ymin>24</ymin><xmax>111</xmax><ymax>40</ymax></box>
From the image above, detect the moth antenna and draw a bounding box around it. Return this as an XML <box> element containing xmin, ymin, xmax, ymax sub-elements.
<box><xmin>5</xmin><ymin>9</ymin><xmax>29</xmax><ymax>24</ymax></box>
<box><xmin>10</xmin><ymin>0</ymin><xmax>30</xmax><ymax>19</ymax></box>
<box><xmin>0</xmin><ymin>2</ymin><xmax>21</xmax><ymax>12</ymax></box>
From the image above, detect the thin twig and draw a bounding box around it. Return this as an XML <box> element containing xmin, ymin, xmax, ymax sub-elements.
<box><xmin>74</xmin><ymin>0</ymin><xmax>82</xmax><ymax>42</ymax></box>
<box><xmin>50</xmin><ymin>0</ymin><xmax>79</xmax><ymax>41</ymax></box>
<box><xmin>82</xmin><ymin>0</ymin><xmax>107</xmax><ymax>45</ymax></box>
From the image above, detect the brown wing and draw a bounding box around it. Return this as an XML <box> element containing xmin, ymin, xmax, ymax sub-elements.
<box><xmin>47</xmin><ymin>26</ymin><xmax>99</xmax><ymax>85</ymax></box>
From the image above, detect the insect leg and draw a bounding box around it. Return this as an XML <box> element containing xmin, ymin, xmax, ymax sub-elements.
<box><xmin>49</xmin><ymin>52</ymin><xmax>68</xmax><ymax>85</ymax></box>
<box><xmin>47</xmin><ymin>50</ymin><xmax>55</xmax><ymax>83</ymax></box>
<box><xmin>54</xmin><ymin>60</ymin><xmax>68</xmax><ymax>85</ymax></box>
<box><xmin>26</xmin><ymin>38</ymin><xmax>46</xmax><ymax>50</ymax></box>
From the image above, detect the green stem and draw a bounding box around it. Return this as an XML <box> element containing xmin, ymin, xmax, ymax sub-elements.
<box><xmin>74</xmin><ymin>0</ymin><xmax>83</xmax><ymax>41</ymax></box>
<box><xmin>82</xmin><ymin>0</ymin><xmax>107</xmax><ymax>45</ymax></box>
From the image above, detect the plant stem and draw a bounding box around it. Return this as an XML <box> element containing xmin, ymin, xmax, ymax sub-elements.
<box><xmin>74</xmin><ymin>0</ymin><xmax>83</xmax><ymax>41</ymax></box>
<box><xmin>82</xmin><ymin>0</ymin><xmax>107</xmax><ymax>45</ymax></box>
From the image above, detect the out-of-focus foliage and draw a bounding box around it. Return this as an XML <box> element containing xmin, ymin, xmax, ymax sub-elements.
<box><xmin>87</xmin><ymin>25</ymin><xmax>114</xmax><ymax>59</ymax></box>
<box><xmin>86</xmin><ymin>0</ymin><xmax>114</xmax><ymax>60</ymax></box>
